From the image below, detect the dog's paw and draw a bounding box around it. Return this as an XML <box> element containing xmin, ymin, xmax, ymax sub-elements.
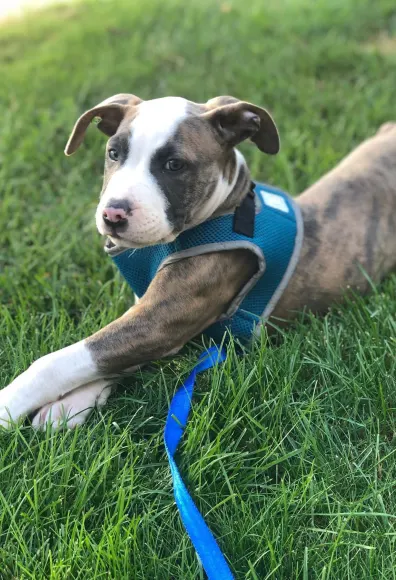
<box><xmin>0</xmin><ymin>384</ymin><xmax>26</xmax><ymax>429</ymax></box>
<box><xmin>0</xmin><ymin>355</ymin><xmax>62</xmax><ymax>428</ymax></box>
<box><xmin>32</xmin><ymin>399</ymin><xmax>91</xmax><ymax>429</ymax></box>
<box><xmin>32</xmin><ymin>380</ymin><xmax>113</xmax><ymax>430</ymax></box>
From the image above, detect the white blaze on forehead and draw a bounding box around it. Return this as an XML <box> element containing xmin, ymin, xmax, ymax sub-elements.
<box><xmin>128</xmin><ymin>97</ymin><xmax>189</xmax><ymax>165</ymax></box>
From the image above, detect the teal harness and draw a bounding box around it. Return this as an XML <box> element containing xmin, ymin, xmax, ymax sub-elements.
<box><xmin>106</xmin><ymin>182</ymin><xmax>303</xmax><ymax>343</ymax></box>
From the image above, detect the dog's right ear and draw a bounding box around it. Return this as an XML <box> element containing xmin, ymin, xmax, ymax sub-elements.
<box><xmin>64</xmin><ymin>93</ymin><xmax>142</xmax><ymax>156</ymax></box>
<box><xmin>204</xmin><ymin>96</ymin><xmax>279</xmax><ymax>155</ymax></box>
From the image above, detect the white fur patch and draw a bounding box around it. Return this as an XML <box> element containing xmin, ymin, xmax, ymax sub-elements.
<box><xmin>97</xmin><ymin>97</ymin><xmax>189</xmax><ymax>247</ymax></box>
<box><xmin>0</xmin><ymin>340</ymin><xmax>99</xmax><ymax>428</ymax></box>
<box><xmin>32</xmin><ymin>379</ymin><xmax>113</xmax><ymax>429</ymax></box>
<box><xmin>129</xmin><ymin>97</ymin><xmax>189</xmax><ymax>165</ymax></box>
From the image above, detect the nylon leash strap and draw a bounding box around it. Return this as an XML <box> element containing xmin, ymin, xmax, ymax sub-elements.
<box><xmin>164</xmin><ymin>345</ymin><xmax>234</xmax><ymax>579</ymax></box>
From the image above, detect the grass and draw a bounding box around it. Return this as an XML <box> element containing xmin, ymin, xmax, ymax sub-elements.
<box><xmin>0</xmin><ymin>0</ymin><xmax>396</xmax><ymax>577</ymax></box>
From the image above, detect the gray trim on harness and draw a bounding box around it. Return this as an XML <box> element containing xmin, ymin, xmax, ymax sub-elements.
<box><xmin>158</xmin><ymin>241</ymin><xmax>266</xmax><ymax>320</ymax></box>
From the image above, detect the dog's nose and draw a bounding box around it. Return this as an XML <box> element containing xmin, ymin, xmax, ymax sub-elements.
<box><xmin>101</xmin><ymin>199</ymin><xmax>131</xmax><ymax>231</ymax></box>
<box><xmin>102</xmin><ymin>207</ymin><xmax>128</xmax><ymax>225</ymax></box>
<box><xmin>102</xmin><ymin>200</ymin><xmax>132</xmax><ymax>228</ymax></box>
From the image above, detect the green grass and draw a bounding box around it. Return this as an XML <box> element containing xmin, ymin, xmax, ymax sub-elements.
<box><xmin>1</xmin><ymin>0</ymin><xmax>396</xmax><ymax>577</ymax></box>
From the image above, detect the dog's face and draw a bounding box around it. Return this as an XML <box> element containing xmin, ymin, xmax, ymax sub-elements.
<box><xmin>65</xmin><ymin>94</ymin><xmax>279</xmax><ymax>248</ymax></box>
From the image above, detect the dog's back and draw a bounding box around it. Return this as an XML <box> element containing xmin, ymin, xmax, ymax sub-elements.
<box><xmin>274</xmin><ymin>124</ymin><xmax>396</xmax><ymax>319</ymax></box>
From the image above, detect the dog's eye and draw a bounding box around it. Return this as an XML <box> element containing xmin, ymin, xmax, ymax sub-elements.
<box><xmin>165</xmin><ymin>159</ymin><xmax>184</xmax><ymax>171</ymax></box>
<box><xmin>108</xmin><ymin>148</ymin><xmax>119</xmax><ymax>162</ymax></box>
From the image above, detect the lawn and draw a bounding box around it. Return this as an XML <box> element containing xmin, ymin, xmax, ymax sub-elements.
<box><xmin>0</xmin><ymin>0</ymin><xmax>396</xmax><ymax>577</ymax></box>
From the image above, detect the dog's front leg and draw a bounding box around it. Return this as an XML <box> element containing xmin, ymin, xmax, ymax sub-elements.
<box><xmin>0</xmin><ymin>339</ymin><xmax>103</xmax><ymax>427</ymax></box>
<box><xmin>0</xmin><ymin>250</ymin><xmax>257</xmax><ymax>427</ymax></box>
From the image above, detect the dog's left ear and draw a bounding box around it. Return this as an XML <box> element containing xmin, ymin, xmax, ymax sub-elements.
<box><xmin>204</xmin><ymin>96</ymin><xmax>280</xmax><ymax>155</ymax></box>
<box><xmin>64</xmin><ymin>93</ymin><xmax>142</xmax><ymax>156</ymax></box>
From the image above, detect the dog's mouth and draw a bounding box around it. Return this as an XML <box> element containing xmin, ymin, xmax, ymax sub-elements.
<box><xmin>104</xmin><ymin>230</ymin><xmax>179</xmax><ymax>253</ymax></box>
<box><xmin>104</xmin><ymin>235</ymin><xmax>133</xmax><ymax>255</ymax></box>
<box><xmin>107</xmin><ymin>229</ymin><xmax>123</xmax><ymax>239</ymax></box>
<box><xmin>104</xmin><ymin>237</ymin><xmax>117</xmax><ymax>252</ymax></box>
<box><xmin>97</xmin><ymin>205</ymin><xmax>179</xmax><ymax>249</ymax></box>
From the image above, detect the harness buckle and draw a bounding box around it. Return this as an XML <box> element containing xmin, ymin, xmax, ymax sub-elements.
<box><xmin>232</xmin><ymin>182</ymin><xmax>256</xmax><ymax>238</ymax></box>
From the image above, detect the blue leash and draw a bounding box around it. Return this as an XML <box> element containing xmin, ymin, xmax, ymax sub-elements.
<box><xmin>164</xmin><ymin>345</ymin><xmax>234</xmax><ymax>579</ymax></box>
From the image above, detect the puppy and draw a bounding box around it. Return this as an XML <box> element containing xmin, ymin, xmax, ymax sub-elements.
<box><xmin>0</xmin><ymin>95</ymin><xmax>395</xmax><ymax>428</ymax></box>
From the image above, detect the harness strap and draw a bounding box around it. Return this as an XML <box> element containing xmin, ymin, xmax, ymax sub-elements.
<box><xmin>232</xmin><ymin>181</ymin><xmax>256</xmax><ymax>238</ymax></box>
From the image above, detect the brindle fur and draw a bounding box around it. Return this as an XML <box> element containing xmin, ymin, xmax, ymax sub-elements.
<box><xmin>86</xmin><ymin>123</ymin><xmax>396</xmax><ymax>373</ymax></box>
<box><xmin>87</xmin><ymin>249</ymin><xmax>258</xmax><ymax>373</ymax></box>
<box><xmin>274</xmin><ymin>123</ymin><xmax>396</xmax><ymax>321</ymax></box>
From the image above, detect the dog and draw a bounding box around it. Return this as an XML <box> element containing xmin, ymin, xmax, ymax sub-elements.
<box><xmin>1</xmin><ymin>94</ymin><xmax>395</xmax><ymax>429</ymax></box>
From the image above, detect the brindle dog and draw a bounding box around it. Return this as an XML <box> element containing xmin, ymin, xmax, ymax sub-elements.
<box><xmin>0</xmin><ymin>95</ymin><xmax>395</xmax><ymax>428</ymax></box>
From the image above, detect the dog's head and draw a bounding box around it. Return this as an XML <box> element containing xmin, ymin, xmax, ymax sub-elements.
<box><xmin>65</xmin><ymin>94</ymin><xmax>279</xmax><ymax>248</ymax></box>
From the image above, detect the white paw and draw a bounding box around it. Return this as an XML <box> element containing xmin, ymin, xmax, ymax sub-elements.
<box><xmin>0</xmin><ymin>355</ymin><xmax>65</xmax><ymax>428</ymax></box>
<box><xmin>32</xmin><ymin>380</ymin><xmax>113</xmax><ymax>430</ymax></box>
<box><xmin>0</xmin><ymin>341</ymin><xmax>100</xmax><ymax>429</ymax></box>
<box><xmin>0</xmin><ymin>382</ymin><xmax>28</xmax><ymax>429</ymax></box>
